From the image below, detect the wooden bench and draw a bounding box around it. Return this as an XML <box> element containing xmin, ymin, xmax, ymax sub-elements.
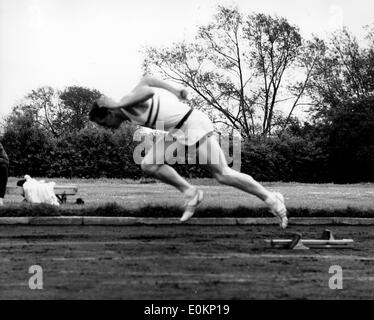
<box><xmin>6</xmin><ymin>185</ymin><xmax>78</xmax><ymax>204</ymax></box>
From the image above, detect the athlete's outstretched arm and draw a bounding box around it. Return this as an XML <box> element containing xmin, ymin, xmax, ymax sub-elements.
<box><xmin>96</xmin><ymin>76</ymin><xmax>187</xmax><ymax>110</ymax></box>
<box><xmin>137</xmin><ymin>76</ymin><xmax>188</xmax><ymax>100</ymax></box>
<box><xmin>97</xmin><ymin>86</ymin><xmax>155</xmax><ymax>110</ymax></box>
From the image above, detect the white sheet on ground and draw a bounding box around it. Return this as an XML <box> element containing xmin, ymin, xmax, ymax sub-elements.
<box><xmin>22</xmin><ymin>175</ymin><xmax>60</xmax><ymax>206</ymax></box>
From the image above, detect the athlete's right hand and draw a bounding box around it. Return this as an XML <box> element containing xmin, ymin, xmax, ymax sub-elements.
<box><xmin>179</xmin><ymin>89</ymin><xmax>188</xmax><ymax>100</ymax></box>
<box><xmin>96</xmin><ymin>95</ymin><xmax>109</xmax><ymax>108</ymax></box>
<box><xmin>97</xmin><ymin>95</ymin><xmax>116</xmax><ymax>108</ymax></box>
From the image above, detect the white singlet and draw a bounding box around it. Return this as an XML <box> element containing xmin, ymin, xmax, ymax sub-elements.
<box><xmin>120</xmin><ymin>88</ymin><xmax>191</xmax><ymax>131</ymax></box>
<box><xmin>121</xmin><ymin>88</ymin><xmax>214</xmax><ymax>146</ymax></box>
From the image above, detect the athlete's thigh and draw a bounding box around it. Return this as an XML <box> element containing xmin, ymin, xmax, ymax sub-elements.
<box><xmin>197</xmin><ymin>135</ymin><xmax>228</xmax><ymax>174</ymax></box>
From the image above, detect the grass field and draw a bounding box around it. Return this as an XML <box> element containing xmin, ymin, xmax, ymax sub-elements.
<box><xmin>4</xmin><ymin>177</ymin><xmax>374</xmax><ymax>212</ymax></box>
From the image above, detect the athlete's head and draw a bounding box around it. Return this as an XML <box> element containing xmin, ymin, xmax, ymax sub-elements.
<box><xmin>89</xmin><ymin>101</ymin><xmax>127</xmax><ymax>129</ymax></box>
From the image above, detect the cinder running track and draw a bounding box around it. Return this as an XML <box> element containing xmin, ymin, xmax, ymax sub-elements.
<box><xmin>0</xmin><ymin>225</ymin><xmax>373</xmax><ymax>299</ymax></box>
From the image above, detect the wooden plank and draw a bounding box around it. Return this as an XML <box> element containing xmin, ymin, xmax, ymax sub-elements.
<box><xmin>6</xmin><ymin>186</ymin><xmax>78</xmax><ymax>196</ymax></box>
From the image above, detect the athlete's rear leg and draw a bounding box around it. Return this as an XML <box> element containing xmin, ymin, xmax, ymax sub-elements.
<box><xmin>199</xmin><ymin>135</ymin><xmax>288</xmax><ymax>229</ymax></box>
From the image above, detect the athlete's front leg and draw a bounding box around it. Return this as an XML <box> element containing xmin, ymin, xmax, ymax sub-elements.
<box><xmin>140</xmin><ymin>137</ymin><xmax>203</xmax><ymax>222</ymax></box>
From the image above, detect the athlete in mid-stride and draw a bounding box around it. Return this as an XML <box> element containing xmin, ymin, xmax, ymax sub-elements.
<box><xmin>89</xmin><ymin>76</ymin><xmax>288</xmax><ymax>228</ymax></box>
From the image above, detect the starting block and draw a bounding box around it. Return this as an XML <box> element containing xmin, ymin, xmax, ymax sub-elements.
<box><xmin>265</xmin><ymin>229</ymin><xmax>354</xmax><ymax>250</ymax></box>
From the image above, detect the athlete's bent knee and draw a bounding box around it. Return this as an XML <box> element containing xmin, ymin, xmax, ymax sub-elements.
<box><xmin>140</xmin><ymin>162</ymin><xmax>160</xmax><ymax>176</ymax></box>
<box><xmin>212</xmin><ymin>167</ymin><xmax>233</xmax><ymax>185</ymax></box>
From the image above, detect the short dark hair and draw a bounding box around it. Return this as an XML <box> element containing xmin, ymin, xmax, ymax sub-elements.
<box><xmin>89</xmin><ymin>101</ymin><xmax>110</xmax><ymax>122</ymax></box>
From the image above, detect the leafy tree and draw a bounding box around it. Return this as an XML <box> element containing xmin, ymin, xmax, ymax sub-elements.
<box><xmin>326</xmin><ymin>96</ymin><xmax>374</xmax><ymax>182</ymax></box>
<box><xmin>280</xmin><ymin>38</ymin><xmax>325</xmax><ymax>133</ymax></box>
<box><xmin>242</xmin><ymin>13</ymin><xmax>302</xmax><ymax>135</ymax></box>
<box><xmin>308</xmin><ymin>28</ymin><xmax>374</xmax><ymax>122</ymax></box>
<box><xmin>7</xmin><ymin>86</ymin><xmax>102</xmax><ymax>137</ymax></box>
<box><xmin>59</xmin><ymin>86</ymin><xmax>102</xmax><ymax>132</ymax></box>
<box><xmin>11</xmin><ymin>87</ymin><xmax>60</xmax><ymax>137</ymax></box>
<box><xmin>1</xmin><ymin>113</ymin><xmax>54</xmax><ymax>177</ymax></box>
<box><xmin>143</xmin><ymin>6</ymin><xmax>314</xmax><ymax>138</ymax></box>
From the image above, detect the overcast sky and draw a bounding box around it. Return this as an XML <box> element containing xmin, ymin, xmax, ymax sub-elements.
<box><xmin>1</xmin><ymin>0</ymin><xmax>373</xmax><ymax>121</ymax></box>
